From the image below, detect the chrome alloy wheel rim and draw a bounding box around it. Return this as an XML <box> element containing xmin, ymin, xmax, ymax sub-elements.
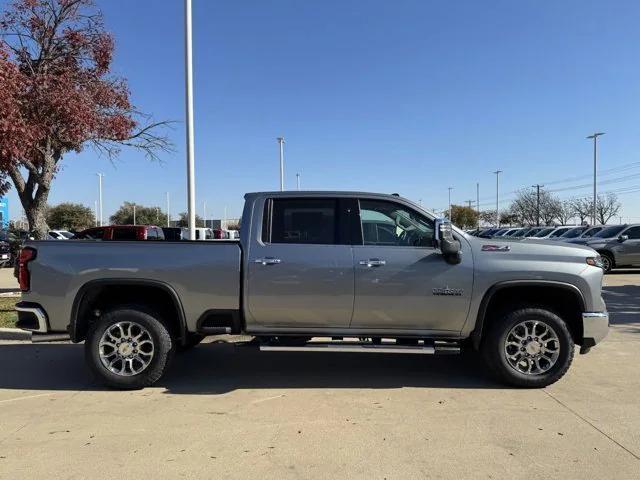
<box><xmin>504</xmin><ymin>320</ymin><xmax>560</xmax><ymax>375</ymax></box>
<box><xmin>99</xmin><ymin>322</ymin><xmax>155</xmax><ymax>376</ymax></box>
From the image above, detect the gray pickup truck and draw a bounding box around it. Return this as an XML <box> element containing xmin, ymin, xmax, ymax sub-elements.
<box><xmin>15</xmin><ymin>191</ymin><xmax>609</xmax><ymax>389</ymax></box>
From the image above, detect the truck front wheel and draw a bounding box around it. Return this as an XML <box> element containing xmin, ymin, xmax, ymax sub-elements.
<box><xmin>85</xmin><ymin>306</ymin><xmax>174</xmax><ymax>389</ymax></box>
<box><xmin>481</xmin><ymin>308</ymin><xmax>574</xmax><ymax>388</ymax></box>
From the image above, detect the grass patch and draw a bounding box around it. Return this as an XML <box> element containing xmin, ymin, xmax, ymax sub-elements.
<box><xmin>0</xmin><ymin>296</ymin><xmax>18</xmax><ymax>328</ymax></box>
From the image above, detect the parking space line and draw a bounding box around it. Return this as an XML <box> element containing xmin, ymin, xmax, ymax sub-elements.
<box><xmin>0</xmin><ymin>393</ymin><xmax>52</xmax><ymax>404</ymax></box>
<box><xmin>542</xmin><ymin>390</ymin><xmax>640</xmax><ymax>461</ymax></box>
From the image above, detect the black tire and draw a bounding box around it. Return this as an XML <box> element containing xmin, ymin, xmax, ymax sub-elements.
<box><xmin>599</xmin><ymin>251</ymin><xmax>614</xmax><ymax>274</ymax></box>
<box><xmin>85</xmin><ymin>306</ymin><xmax>174</xmax><ymax>389</ymax></box>
<box><xmin>177</xmin><ymin>333</ymin><xmax>206</xmax><ymax>352</ymax></box>
<box><xmin>481</xmin><ymin>307</ymin><xmax>574</xmax><ymax>388</ymax></box>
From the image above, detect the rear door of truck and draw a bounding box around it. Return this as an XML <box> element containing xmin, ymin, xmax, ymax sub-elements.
<box><xmin>245</xmin><ymin>196</ymin><xmax>356</xmax><ymax>329</ymax></box>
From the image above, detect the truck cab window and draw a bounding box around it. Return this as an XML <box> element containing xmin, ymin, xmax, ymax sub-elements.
<box><xmin>359</xmin><ymin>199</ymin><xmax>434</xmax><ymax>247</ymax></box>
<box><xmin>269</xmin><ymin>198</ymin><xmax>337</xmax><ymax>244</ymax></box>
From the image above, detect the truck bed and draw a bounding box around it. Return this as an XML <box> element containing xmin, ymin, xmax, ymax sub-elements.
<box><xmin>22</xmin><ymin>240</ymin><xmax>242</xmax><ymax>334</ymax></box>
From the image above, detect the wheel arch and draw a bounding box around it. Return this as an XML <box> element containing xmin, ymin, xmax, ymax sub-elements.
<box><xmin>70</xmin><ymin>278</ymin><xmax>187</xmax><ymax>344</ymax></box>
<box><xmin>471</xmin><ymin>280</ymin><xmax>586</xmax><ymax>350</ymax></box>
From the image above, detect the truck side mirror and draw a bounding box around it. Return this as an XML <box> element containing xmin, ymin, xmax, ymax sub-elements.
<box><xmin>618</xmin><ymin>234</ymin><xmax>629</xmax><ymax>242</ymax></box>
<box><xmin>434</xmin><ymin>218</ymin><xmax>461</xmax><ymax>265</ymax></box>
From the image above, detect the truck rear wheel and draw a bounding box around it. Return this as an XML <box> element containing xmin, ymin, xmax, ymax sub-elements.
<box><xmin>85</xmin><ymin>306</ymin><xmax>174</xmax><ymax>389</ymax></box>
<box><xmin>481</xmin><ymin>308</ymin><xmax>574</xmax><ymax>388</ymax></box>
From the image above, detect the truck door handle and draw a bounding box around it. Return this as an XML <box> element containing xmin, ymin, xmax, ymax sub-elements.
<box><xmin>359</xmin><ymin>258</ymin><xmax>386</xmax><ymax>267</ymax></box>
<box><xmin>254</xmin><ymin>257</ymin><xmax>282</xmax><ymax>266</ymax></box>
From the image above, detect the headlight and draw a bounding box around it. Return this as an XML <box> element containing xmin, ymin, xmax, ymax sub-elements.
<box><xmin>586</xmin><ymin>256</ymin><xmax>604</xmax><ymax>269</ymax></box>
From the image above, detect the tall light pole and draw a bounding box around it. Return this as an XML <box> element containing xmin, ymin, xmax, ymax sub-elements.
<box><xmin>296</xmin><ymin>173</ymin><xmax>300</xmax><ymax>191</ymax></box>
<box><xmin>277</xmin><ymin>137</ymin><xmax>285</xmax><ymax>191</ymax></box>
<box><xmin>184</xmin><ymin>0</ymin><xmax>196</xmax><ymax>240</ymax></box>
<box><xmin>448</xmin><ymin>187</ymin><xmax>453</xmax><ymax>219</ymax></box>
<box><xmin>493</xmin><ymin>170</ymin><xmax>502</xmax><ymax>227</ymax></box>
<box><xmin>587</xmin><ymin>132</ymin><xmax>605</xmax><ymax>225</ymax></box>
<box><xmin>203</xmin><ymin>200</ymin><xmax>207</xmax><ymax>228</ymax></box>
<box><xmin>132</xmin><ymin>204</ymin><xmax>136</xmax><ymax>225</ymax></box>
<box><xmin>96</xmin><ymin>173</ymin><xmax>104</xmax><ymax>227</ymax></box>
<box><xmin>166</xmin><ymin>192</ymin><xmax>170</xmax><ymax>227</ymax></box>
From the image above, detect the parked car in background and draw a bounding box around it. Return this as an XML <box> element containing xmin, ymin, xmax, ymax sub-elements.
<box><xmin>73</xmin><ymin>225</ymin><xmax>165</xmax><ymax>241</ymax></box>
<box><xmin>162</xmin><ymin>227</ymin><xmax>183</xmax><ymax>241</ymax></box>
<box><xmin>570</xmin><ymin>224</ymin><xmax>626</xmax><ymax>246</ymax></box>
<box><xmin>564</xmin><ymin>225</ymin><xmax>604</xmax><ymax>244</ymax></box>
<box><xmin>553</xmin><ymin>225</ymin><xmax>589</xmax><ymax>241</ymax></box>
<box><xmin>48</xmin><ymin>230</ymin><xmax>73</xmax><ymax>240</ymax></box>
<box><xmin>532</xmin><ymin>226</ymin><xmax>573</xmax><ymax>240</ymax></box>
<box><xmin>180</xmin><ymin>227</ymin><xmax>213</xmax><ymax>240</ymax></box>
<box><xmin>0</xmin><ymin>230</ymin><xmax>12</xmax><ymax>267</ymax></box>
<box><xmin>583</xmin><ymin>224</ymin><xmax>640</xmax><ymax>272</ymax></box>
<box><xmin>521</xmin><ymin>227</ymin><xmax>545</xmax><ymax>237</ymax></box>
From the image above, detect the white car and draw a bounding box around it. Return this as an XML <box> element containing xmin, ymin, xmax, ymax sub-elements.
<box><xmin>528</xmin><ymin>226</ymin><xmax>573</xmax><ymax>240</ymax></box>
<box><xmin>48</xmin><ymin>230</ymin><xmax>73</xmax><ymax>240</ymax></box>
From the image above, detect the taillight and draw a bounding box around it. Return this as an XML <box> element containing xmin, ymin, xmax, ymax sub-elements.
<box><xmin>18</xmin><ymin>247</ymin><xmax>37</xmax><ymax>292</ymax></box>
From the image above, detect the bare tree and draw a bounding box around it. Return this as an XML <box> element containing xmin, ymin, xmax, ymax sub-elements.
<box><xmin>569</xmin><ymin>197</ymin><xmax>592</xmax><ymax>225</ymax></box>
<box><xmin>596</xmin><ymin>193</ymin><xmax>621</xmax><ymax>225</ymax></box>
<box><xmin>510</xmin><ymin>188</ymin><xmax>560</xmax><ymax>226</ymax></box>
<box><xmin>555</xmin><ymin>200</ymin><xmax>574</xmax><ymax>225</ymax></box>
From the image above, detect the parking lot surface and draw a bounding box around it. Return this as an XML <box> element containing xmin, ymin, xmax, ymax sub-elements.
<box><xmin>0</xmin><ymin>272</ymin><xmax>639</xmax><ymax>479</ymax></box>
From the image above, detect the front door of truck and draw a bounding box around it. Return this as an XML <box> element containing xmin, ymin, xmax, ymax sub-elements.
<box><xmin>246</xmin><ymin>197</ymin><xmax>355</xmax><ymax>328</ymax></box>
<box><xmin>351</xmin><ymin>199</ymin><xmax>473</xmax><ymax>332</ymax></box>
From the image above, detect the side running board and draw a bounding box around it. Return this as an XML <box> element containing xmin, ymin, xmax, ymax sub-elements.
<box><xmin>259</xmin><ymin>339</ymin><xmax>460</xmax><ymax>355</ymax></box>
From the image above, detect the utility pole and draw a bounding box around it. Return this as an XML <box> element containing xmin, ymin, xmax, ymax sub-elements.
<box><xmin>465</xmin><ymin>200</ymin><xmax>474</xmax><ymax>208</ymax></box>
<box><xmin>133</xmin><ymin>204</ymin><xmax>136</xmax><ymax>225</ymax></box>
<box><xmin>493</xmin><ymin>170</ymin><xmax>502</xmax><ymax>227</ymax></box>
<box><xmin>476</xmin><ymin>182</ymin><xmax>480</xmax><ymax>228</ymax></box>
<box><xmin>586</xmin><ymin>132</ymin><xmax>605</xmax><ymax>226</ymax></box>
<box><xmin>277</xmin><ymin>137</ymin><xmax>285</xmax><ymax>191</ymax></box>
<box><xmin>184</xmin><ymin>0</ymin><xmax>196</xmax><ymax>240</ymax></box>
<box><xmin>96</xmin><ymin>173</ymin><xmax>104</xmax><ymax>227</ymax></box>
<box><xmin>166</xmin><ymin>192</ymin><xmax>170</xmax><ymax>227</ymax></box>
<box><xmin>532</xmin><ymin>184</ymin><xmax>544</xmax><ymax>226</ymax></box>
<box><xmin>296</xmin><ymin>173</ymin><xmax>300</xmax><ymax>191</ymax></box>
<box><xmin>448</xmin><ymin>187</ymin><xmax>453</xmax><ymax>220</ymax></box>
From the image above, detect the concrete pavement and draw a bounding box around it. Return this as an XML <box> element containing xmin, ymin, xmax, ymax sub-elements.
<box><xmin>0</xmin><ymin>278</ymin><xmax>638</xmax><ymax>479</ymax></box>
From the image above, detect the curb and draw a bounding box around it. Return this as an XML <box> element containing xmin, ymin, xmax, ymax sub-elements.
<box><xmin>0</xmin><ymin>328</ymin><xmax>31</xmax><ymax>341</ymax></box>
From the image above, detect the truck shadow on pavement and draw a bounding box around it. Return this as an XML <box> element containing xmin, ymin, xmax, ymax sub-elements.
<box><xmin>0</xmin><ymin>284</ymin><xmax>636</xmax><ymax>394</ymax></box>
<box><xmin>0</xmin><ymin>342</ymin><xmax>500</xmax><ymax>393</ymax></box>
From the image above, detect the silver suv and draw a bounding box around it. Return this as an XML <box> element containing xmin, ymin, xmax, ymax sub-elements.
<box><xmin>584</xmin><ymin>224</ymin><xmax>640</xmax><ymax>272</ymax></box>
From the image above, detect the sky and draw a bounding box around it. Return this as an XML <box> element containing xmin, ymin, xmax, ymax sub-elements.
<box><xmin>4</xmin><ymin>0</ymin><xmax>640</xmax><ymax>223</ymax></box>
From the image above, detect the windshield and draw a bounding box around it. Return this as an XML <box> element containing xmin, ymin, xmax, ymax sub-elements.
<box><xmin>534</xmin><ymin>228</ymin><xmax>554</xmax><ymax>237</ymax></box>
<box><xmin>582</xmin><ymin>226</ymin><xmax>602</xmax><ymax>237</ymax></box>
<box><xmin>512</xmin><ymin>229</ymin><xmax>528</xmax><ymax>237</ymax></box>
<box><xmin>593</xmin><ymin>225</ymin><xmax>626</xmax><ymax>238</ymax></box>
<box><xmin>560</xmin><ymin>227</ymin><xmax>585</xmax><ymax>238</ymax></box>
<box><xmin>550</xmin><ymin>227</ymin><xmax>571</xmax><ymax>237</ymax></box>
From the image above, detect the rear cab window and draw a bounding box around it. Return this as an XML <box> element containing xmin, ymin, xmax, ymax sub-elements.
<box><xmin>261</xmin><ymin>197</ymin><xmax>356</xmax><ymax>245</ymax></box>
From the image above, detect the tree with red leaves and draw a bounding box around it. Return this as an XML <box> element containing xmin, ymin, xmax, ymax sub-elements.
<box><xmin>0</xmin><ymin>0</ymin><xmax>171</xmax><ymax>238</ymax></box>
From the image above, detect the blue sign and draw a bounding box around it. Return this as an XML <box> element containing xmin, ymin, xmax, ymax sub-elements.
<box><xmin>0</xmin><ymin>197</ymin><xmax>9</xmax><ymax>228</ymax></box>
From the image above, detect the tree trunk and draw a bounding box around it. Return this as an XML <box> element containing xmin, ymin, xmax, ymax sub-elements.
<box><xmin>8</xmin><ymin>147</ymin><xmax>56</xmax><ymax>240</ymax></box>
<box><xmin>24</xmin><ymin>198</ymin><xmax>49</xmax><ymax>239</ymax></box>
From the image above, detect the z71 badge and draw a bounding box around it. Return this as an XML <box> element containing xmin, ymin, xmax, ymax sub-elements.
<box><xmin>432</xmin><ymin>287</ymin><xmax>464</xmax><ymax>296</ymax></box>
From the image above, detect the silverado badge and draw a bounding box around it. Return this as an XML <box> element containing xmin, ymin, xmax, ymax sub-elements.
<box><xmin>432</xmin><ymin>287</ymin><xmax>464</xmax><ymax>296</ymax></box>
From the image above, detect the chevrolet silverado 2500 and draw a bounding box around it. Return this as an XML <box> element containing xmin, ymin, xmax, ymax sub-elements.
<box><xmin>15</xmin><ymin>191</ymin><xmax>609</xmax><ymax>389</ymax></box>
